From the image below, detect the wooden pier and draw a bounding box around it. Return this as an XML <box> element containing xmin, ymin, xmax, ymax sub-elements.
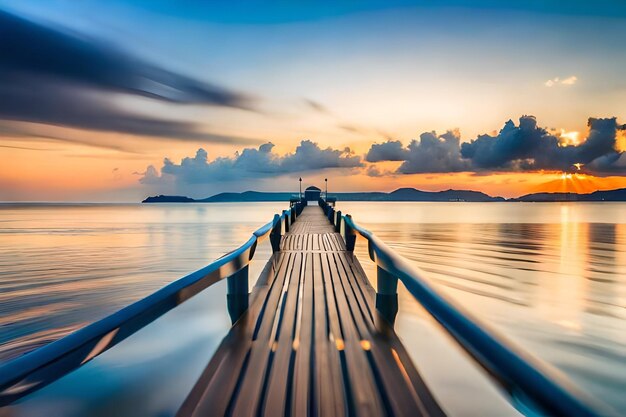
<box><xmin>177</xmin><ymin>206</ymin><xmax>444</xmax><ymax>417</ymax></box>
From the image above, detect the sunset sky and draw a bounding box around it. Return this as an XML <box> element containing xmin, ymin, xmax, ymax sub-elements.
<box><xmin>1</xmin><ymin>1</ymin><xmax>626</xmax><ymax>201</ymax></box>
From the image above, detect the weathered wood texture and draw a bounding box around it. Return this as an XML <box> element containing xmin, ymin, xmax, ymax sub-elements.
<box><xmin>178</xmin><ymin>206</ymin><xmax>445</xmax><ymax>417</ymax></box>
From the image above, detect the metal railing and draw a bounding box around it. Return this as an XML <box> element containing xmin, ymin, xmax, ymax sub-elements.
<box><xmin>318</xmin><ymin>198</ymin><xmax>617</xmax><ymax>417</ymax></box>
<box><xmin>0</xmin><ymin>200</ymin><xmax>306</xmax><ymax>406</ymax></box>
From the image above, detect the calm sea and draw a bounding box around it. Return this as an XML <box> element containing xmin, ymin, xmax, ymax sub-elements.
<box><xmin>0</xmin><ymin>202</ymin><xmax>624</xmax><ymax>416</ymax></box>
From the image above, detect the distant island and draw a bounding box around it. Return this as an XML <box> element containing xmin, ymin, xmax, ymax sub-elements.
<box><xmin>143</xmin><ymin>188</ymin><xmax>502</xmax><ymax>203</ymax></box>
<box><xmin>511</xmin><ymin>188</ymin><xmax>626</xmax><ymax>202</ymax></box>
<box><xmin>143</xmin><ymin>187</ymin><xmax>626</xmax><ymax>203</ymax></box>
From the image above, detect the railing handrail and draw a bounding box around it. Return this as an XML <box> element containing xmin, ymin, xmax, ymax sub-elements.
<box><xmin>340</xmin><ymin>213</ymin><xmax>617</xmax><ymax>417</ymax></box>
<box><xmin>0</xmin><ymin>205</ymin><xmax>299</xmax><ymax>406</ymax></box>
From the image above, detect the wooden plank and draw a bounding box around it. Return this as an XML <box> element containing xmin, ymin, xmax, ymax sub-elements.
<box><xmin>227</xmin><ymin>252</ymin><xmax>298</xmax><ymax>417</ymax></box>
<box><xmin>312</xmin><ymin>252</ymin><xmax>346</xmax><ymax>417</ymax></box>
<box><xmin>323</xmin><ymin>251</ymin><xmax>385</xmax><ymax>417</ymax></box>
<box><xmin>290</xmin><ymin>250</ymin><xmax>314</xmax><ymax>416</ymax></box>
<box><xmin>337</xmin><ymin>251</ymin><xmax>447</xmax><ymax>417</ymax></box>
<box><xmin>336</xmin><ymin>252</ymin><xmax>376</xmax><ymax>330</ymax></box>
<box><xmin>335</xmin><ymin>252</ymin><xmax>424</xmax><ymax>416</ymax></box>
<box><xmin>177</xmin><ymin>252</ymin><xmax>286</xmax><ymax>417</ymax></box>
<box><xmin>260</xmin><ymin>252</ymin><xmax>304</xmax><ymax>416</ymax></box>
<box><xmin>321</xmin><ymin>233</ymin><xmax>330</xmax><ymax>251</ymax></box>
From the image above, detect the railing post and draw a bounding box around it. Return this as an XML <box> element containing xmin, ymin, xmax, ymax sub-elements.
<box><xmin>282</xmin><ymin>210</ymin><xmax>290</xmax><ymax>233</ymax></box>
<box><xmin>376</xmin><ymin>266</ymin><xmax>398</xmax><ymax>325</ymax></box>
<box><xmin>270</xmin><ymin>214</ymin><xmax>281</xmax><ymax>253</ymax></box>
<box><xmin>344</xmin><ymin>214</ymin><xmax>356</xmax><ymax>252</ymax></box>
<box><xmin>227</xmin><ymin>265</ymin><xmax>249</xmax><ymax>324</ymax></box>
<box><xmin>335</xmin><ymin>210</ymin><xmax>342</xmax><ymax>233</ymax></box>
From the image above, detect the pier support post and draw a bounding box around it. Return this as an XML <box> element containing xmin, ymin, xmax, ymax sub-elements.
<box><xmin>282</xmin><ymin>210</ymin><xmax>290</xmax><ymax>233</ymax></box>
<box><xmin>227</xmin><ymin>265</ymin><xmax>249</xmax><ymax>324</ymax></box>
<box><xmin>344</xmin><ymin>214</ymin><xmax>356</xmax><ymax>252</ymax></box>
<box><xmin>376</xmin><ymin>266</ymin><xmax>398</xmax><ymax>325</ymax></box>
<box><xmin>335</xmin><ymin>210</ymin><xmax>342</xmax><ymax>233</ymax></box>
<box><xmin>270</xmin><ymin>214</ymin><xmax>281</xmax><ymax>253</ymax></box>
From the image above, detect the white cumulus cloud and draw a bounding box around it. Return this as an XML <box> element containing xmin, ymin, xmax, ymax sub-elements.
<box><xmin>140</xmin><ymin>140</ymin><xmax>362</xmax><ymax>185</ymax></box>
<box><xmin>545</xmin><ymin>75</ymin><xmax>578</xmax><ymax>87</ymax></box>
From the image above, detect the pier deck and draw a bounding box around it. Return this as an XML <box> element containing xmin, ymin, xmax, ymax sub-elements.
<box><xmin>178</xmin><ymin>206</ymin><xmax>445</xmax><ymax>417</ymax></box>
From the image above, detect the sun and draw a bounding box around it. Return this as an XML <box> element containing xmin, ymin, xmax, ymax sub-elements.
<box><xmin>531</xmin><ymin>171</ymin><xmax>597</xmax><ymax>195</ymax></box>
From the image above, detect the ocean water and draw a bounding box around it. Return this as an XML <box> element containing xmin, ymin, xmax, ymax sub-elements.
<box><xmin>0</xmin><ymin>202</ymin><xmax>624</xmax><ymax>415</ymax></box>
<box><xmin>342</xmin><ymin>202</ymin><xmax>626</xmax><ymax>416</ymax></box>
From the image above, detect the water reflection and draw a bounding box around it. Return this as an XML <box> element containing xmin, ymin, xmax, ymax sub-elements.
<box><xmin>0</xmin><ymin>203</ymin><xmax>283</xmax><ymax>363</ymax></box>
<box><xmin>340</xmin><ymin>202</ymin><xmax>626</xmax><ymax>413</ymax></box>
<box><xmin>4</xmin><ymin>281</ymin><xmax>234</xmax><ymax>417</ymax></box>
<box><xmin>1</xmin><ymin>203</ymin><xmax>283</xmax><ymax>416</ymax></box>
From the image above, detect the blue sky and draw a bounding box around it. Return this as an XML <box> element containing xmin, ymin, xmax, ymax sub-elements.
<box><xmin>1</xmin><ymin>1</ymin><xmax>625</xmax><ymax>200</ymax></box>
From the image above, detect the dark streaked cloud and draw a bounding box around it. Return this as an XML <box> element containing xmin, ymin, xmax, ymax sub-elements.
<box><xmin>0</xmin><ymin>10</ymin><xmax>250</xmax><ymax>107</ymax></box>
<box><xmin>304</xmin><ymin>99</ymin><xmax>330</xmax><ymax>114</ymax></box>
<box><xmin>302</xmin><ymin>98</ymin><xmax>394</xmax><ymax>142</ymax></box>
<box><xmin>365</xmin><ymin>116</ymin><xmax>626</xmax><ymax>174</ymax></box>
<box><xmin>0</xmin><ymin>144</ymin><xmax>55</xmax><ymax>151</ymax></box>
<box><xmin>0</xmin><ymin>10</ymin><xmax>254</xmax><ymax>142</ymax></box>
<box><xmin>0</xmin><ymin>78</ymin><xmax>231</xmax><ymax>141</ymax></box>
<box><xmin>141</xmin><ymin>140</ymin><xmax>362</xmax><ymax>184</ymax></box>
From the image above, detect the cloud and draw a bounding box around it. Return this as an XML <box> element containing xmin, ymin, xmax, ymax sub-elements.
<box><xmin>365</xmin><ymin>140</ymin><xmax>408</xmax><ymax>162</ymax></box>
<box><xmin>137</xmin><ymin>165</ymin><xmax>162</xmax><ymax>185</ymax></box>
<box><xmin>399</xmin><ymin>130</ymin><xmax>471</xmax><ymax>173</ymax></box>
<box><xmin>364</xmin><ymin>164</ymin><xmax>396</xmax><ymax>177</ymax></box>
<box><xmin>460</xmin><ymin>116</ymin><xmax>625</xmax><ymax>173</ymax></box>
<box><xmin>364</xmin><ymin>116</ymin><xmax>626</xmax><ymax>175</ymax></box>
<box><xmin>0</xmin><ymin>10</ymin><xmax>254</xmax><ymax>142</ymax></box>
<box><xmin>545</xmin><ymin>75</ymin><xmax>578</xmax><ymax>87</ymax></box>
<box><xmin>304</xmin><ymin>99</ymin><xmax>330</xmax><ymax>114</ymax></box>
<box><xmin>365</xmin><ymin>165</ymin><xmax>383</xmax><ymax>177</ymax></box>
<box><xmin>365</xmin><ymin>131</ymin><xmax>469</xmax><ymax>173</ymax></box>
<box><xmin>0</xmin><ymin>78</ymin><xmax>260</xmax><ymax>144</ymax></box>
<box><xmin>561</xmin><ymin>76</ymin><xmax>578</xmax><ymax>85</ymax></box>
<box><xmin>460</xmin><ymin>116</ymin><xmax>556</xmax><ymax>170</ymax></box>
<box><xmin>142</xmin><ymin>140</ymin><xmax>363</xmax><ymax>184</ymax></box>
<box><xmin>0</xmin><ymin>144</ymin><xmax>54</xmax><ymax>151</ymax></box>
<box><xmin>279</xmin><ymin>140</ymin><xmax>362</xmax><ymax>172</ymax></box>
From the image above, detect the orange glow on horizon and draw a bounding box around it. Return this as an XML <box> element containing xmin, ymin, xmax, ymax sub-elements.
<box><xmin>617</xmin><ymin>130</ymin><xmax>626</xmax><ymax>153</ymax></box>
<box><xmin>2</xmin><ymin>129</ymin><xmax>626</xmax><ymax>201</ymax></box>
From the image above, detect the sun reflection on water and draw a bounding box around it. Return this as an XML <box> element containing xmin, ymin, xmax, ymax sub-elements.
<box><xmin>343</xmin><ymin>201</ymin><xmax>626</xmax><ymax>414</ymax></box>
